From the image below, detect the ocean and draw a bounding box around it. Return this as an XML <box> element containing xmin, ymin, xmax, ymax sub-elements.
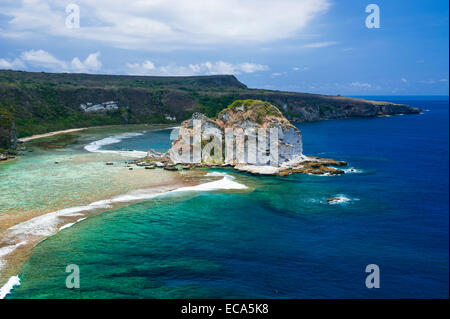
<box><xmin>2</xmin><ymin>96</ymin><xmax>448</xmax><ymax>298</ymax></box>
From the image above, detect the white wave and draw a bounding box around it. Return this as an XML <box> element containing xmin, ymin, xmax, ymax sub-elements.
<box><xmin>4</xmin><ymin>174</ymin><xmax>247</xmax><ymax>263</ymax></box>
<box><xmin>0</xmin><ymin>276</ymin><xmax>20</xmax><ymax>299</ymax></box>
<box><xmin>8</xmin><ymin>205</ymin><xmax>105</xmax><ymax>238</ymax></box>
<box><xmin>0</xmin><ymin>242</ymin><xmax>26</xmax><ymax>270</ymax></box>
<box><xmin>172</xmin><ymin>174</ymin><xmax>247</xmax><ymax>192</ymax></box>
<box><xmin>341</xmin><ymin>167</ymin><xmax>363</xmax><ymax>174</ymax></box>
<box><xmin>58</xmin><ymin>217</ymin><xmax>87</xmax><ymax>231</ymax></box>
<box><xmin>84</xmin><ymin>132</ymin><xmax>147</xmax><ymax>157</ymax></box>
<box><xmin>205</xmin><ymin>172</ymin><xmax>228</xmax><ymax>177</ymax></box>
<box><xmin>307</xmin><ymin>172</ymin><xmax>334</xmax><ymax>177</ymax></box>
<box><xmin>326</xmin><ymin>194</ymin><xmax>359</xmax><ymax>205</ymax></box>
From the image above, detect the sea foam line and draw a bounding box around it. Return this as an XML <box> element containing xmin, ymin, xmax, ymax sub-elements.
<box><xmin>0</xmin><ymin>242</ymin><xmax>27</xmax><ymax>271</ymax></box>
<box><xmin>7</xmin><ymin>174</ymin><xmax>246</xmax><ymax>239</ymax></box>
<box><xmin>84</xmin><ymin>132</ymin><xmax>147</xmax><ymax>157</ymax></box>
<box><xmin>0</xmin><ymin>276</ymin><xmax>20</xmax><ymax>299</ymax></box>
<box><xmin>1</xmin><ymin>173</ymin><xmax>247</xmax><ymax>291</ymax></box>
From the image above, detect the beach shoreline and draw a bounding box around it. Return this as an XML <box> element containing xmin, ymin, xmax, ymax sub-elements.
<box><xmin>18</xmin><ymin>128</ymin><xmax>89</xmax><ymax>142</ymax></box>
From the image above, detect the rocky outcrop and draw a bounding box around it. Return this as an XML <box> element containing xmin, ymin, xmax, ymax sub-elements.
<box><xmin>169</xmin><ymin>100</ymin><xmax>304</xmax><ymax>167</ymax></box>
<box><xmin>163</xmin><ymin>99</ymin><xmax>347</xmax><ymax>176</ymax></box>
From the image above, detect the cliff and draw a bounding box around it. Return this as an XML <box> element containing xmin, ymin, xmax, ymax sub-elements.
<box><xmin>165</xmin><ymin>99</ymin><xmax>347</xmax><ymax>176</ymax></box>
<box><xmin>0</xmin><ymin>70</ymin><xmax>421</xmax><ymax>140</ymax></box>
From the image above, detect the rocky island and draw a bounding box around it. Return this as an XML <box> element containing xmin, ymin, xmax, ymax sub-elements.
<box><xmin>135</xmin><ymin>100</ymin><xmax>349</xmax><ymax>176</ymax></box>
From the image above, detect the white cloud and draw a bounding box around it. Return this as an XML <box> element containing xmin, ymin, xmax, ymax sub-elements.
<box><xmin>71</xmin><ymin>52</ymin><xmax>102</xmax><ymax>72</ymax></box>
<box><xmin>0</xmin><ymin>58</ymin><xmax>25</xmax><ymax>70</ymax></box>
<box><xmin>1</xmin><ymin>0</ymin><xmax>331</xmax><ymax>50</ymax></box>
<box><xmin>272</xmin><ymin>72</ymin><xmax>283</xmax><ymax>76</ymax></box>
<box><xmin>292</xmin><ymin>66</ymin><xmax>308</xmax><ymax>71</ymax></box>
<box><xmin>350</xmin><ymin>82</ymin><xmax>372</xmax><ymax>88</ymax></box>
<box><xmin>303</xmin><ymin>41</ymin><xmax>337</xmax><ymax>48</ymax></box>
<box><xmin>21</xmin><ymin>49</ymin><xmax>67</xmax><ymax>70</ymax></box>
<box><xmin>126</xmin><ymin>60</ymin><xmax>269</xmax><ymax>76</ymax></box>
<box><xmin>401</xmin><ymin>77</ymin><xmax>407</xmax><ymax>83</ymax></box>
<box><xmin>439</xmin><ymin>78</ymin><xmax>449</xmax><ymax>82</ymax></box>
<box><xmin>0</xmin><ymin>50</ymin><xmax>102</xmax><ymax>73</ymax></box>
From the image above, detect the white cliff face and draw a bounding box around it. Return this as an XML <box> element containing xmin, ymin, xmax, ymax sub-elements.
<box><xmin>169</xmin><ymin>101</ymin><xmax>303</xmax><ymax>167</ymax></box>
<box><xmin>277</xmin><ymin>125</ymin><xmax>303</xmax><ymax>163</ymax></box>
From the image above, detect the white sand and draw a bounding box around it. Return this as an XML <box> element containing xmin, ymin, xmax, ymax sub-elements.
<box><xmin>18</xmin><ymin>128</ymin><xmax>88</xmax><ymax>142</ymax></box>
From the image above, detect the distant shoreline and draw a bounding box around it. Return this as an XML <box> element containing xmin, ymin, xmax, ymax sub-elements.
<box><xmin>18</xmin><ymin>123</ymin><xmax>180</xmax><ymax>143</ymax></box>
<box><xmin>18</xmin><ymin>128</ymin><xmax>89</xmax><ymax>142</ymax></box>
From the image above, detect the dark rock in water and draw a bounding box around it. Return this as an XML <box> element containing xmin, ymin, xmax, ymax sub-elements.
<box><xmin>145</xmin><ymin>165</ymin><xmax>155</xmax><ymax>169</ymax></box>
<box><xmin>0</xmin><ymin>154</ymin><xmax>7</xmax><ymax>161</ymax></box>
<box><xmin>6</xmin><ymin>149</ymin><xmax>17</xmax><ymax>156</ymax></box>
<box><xmin>164</xmin><ymin>166</ymin><xmax>178</xmax><ymax>171</ymax></box>
<box><xmin>129</xmin><ymin>167</ymin><xmax>133</xmax><ymax>170</ymax></box>
<box><xmin>135</xmin><ymin>160</ymin><xmax>155</xmax><ymax>167</ymax></box>
<box><xmin>106</xmin><ymin>162</ymin><xmax>114</xmax><ymax>165</ymax></box>
<box><xmin>327</xmin><ymin>197</ymin><xmax>341</xmax><ymax>203</ymax></box>
<box><xmin>54</xmin><ymin>161</ymin><xmax>59</xmax><ymax>164</ymax></box>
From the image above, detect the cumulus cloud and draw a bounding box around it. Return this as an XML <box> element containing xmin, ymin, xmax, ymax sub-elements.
<box><xmin>71</xmin><ymin>52</ymin><xmax>102</xmax><ymax>72</ymax></box>
<box><xmin>21</xmin><ymin>49</ymin><xmax>67</xmax><ymax>70</ymax></box>
<box><xmin>401</xmin><ymin>77</ymin><xmax>407</xmax><ymax>83</ymax></box>
<box><xmin>0</xmin><ymin>58</ymin><xmax>25</xmax><ymax>70</ymax></box>
<box><xmin>126</xmin><ymin>60</ymin><xmax>269</xmax><ymax>76</ymax></box>
<box><xmin>0</xmin><ymin>0</ymin><xmax>331</xmax><ymax>49</ymax></box>
<box><xmin>303</xmin><ymin>41</ymin><xmax>337</xmax><ymax>48</ymax></box>
<box><xmin>0</xmin><ymin>50</ymin><xmax>102</xmax><ymax>73</ymax></box>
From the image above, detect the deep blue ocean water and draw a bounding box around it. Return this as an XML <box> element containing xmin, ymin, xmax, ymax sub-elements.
<box><xmin>8</xmin><ymin>97</ymin><xmax>449</xmax><ymax>298</ymax></box>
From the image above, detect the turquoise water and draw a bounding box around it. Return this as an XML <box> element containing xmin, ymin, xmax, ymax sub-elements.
<box><xmin>6</xmin><ymin>97</ymin><xmax>449</xmax><ymax>298</ymax></box>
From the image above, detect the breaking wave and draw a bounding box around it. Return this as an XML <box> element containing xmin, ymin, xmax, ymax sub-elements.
<box><xmin>0</xmin><ymin>173</ymin><xmax>247</xmax><ymax>297</ymax></box>
<box><xmin>0</xmin><ymin>276</ymin><xmax>20</xmax><ymax>299</ymax></box>
<box><xmin>84</xmin><ymin>132</ymin><xmax>147</xmax><ymax>157</ymax></box>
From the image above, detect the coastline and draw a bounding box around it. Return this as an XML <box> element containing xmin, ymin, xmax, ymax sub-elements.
<box><xmin>0</xmin><ymin>171</ymin><xmax>248</xmax><ymax>298</ymax></box>
<box><xmin>18</xmin><ymin>128</ymin><xmax>89</xmax><ymax>143</ymax></box>
<box><xmin>0</xmin><ymin>126</ymin><xmax>250</xmax><ymax>298</ymax></box>
<box><xmin>17</xmin><ymin>123</ymin><xmax>181</xmax><ymax>143</ymax></box>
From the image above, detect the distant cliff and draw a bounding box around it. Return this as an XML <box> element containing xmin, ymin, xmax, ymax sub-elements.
<box><xmin>0</xmin><ymin>70</ymin><xmax>421</xmax><ymax>140</ymax></box>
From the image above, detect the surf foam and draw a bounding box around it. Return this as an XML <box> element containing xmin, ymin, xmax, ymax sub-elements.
<box><xmin>3</xmin><ymin>173</ymin><xmax>247</xmax><ymax>271</ymax></box>
<box><xmin>84</xmin><ymin>132</ymin><xmax>147</xmax><ymax>157</ymax></box>
<box><xmin>0</xmin><ymin>242</ymin><xmax>26</xmax><ymax>270</ymax></box>
<box><xmin>0</xmin><ymin>276</ymin><xmax>20</xmax><ymax>299</ymax></box>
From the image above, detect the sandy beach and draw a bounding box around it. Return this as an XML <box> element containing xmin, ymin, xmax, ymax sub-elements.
<box><xmin>18</xmin><ymin>128</ymin><xmax>89</xmax><ymax>142</ymax></box>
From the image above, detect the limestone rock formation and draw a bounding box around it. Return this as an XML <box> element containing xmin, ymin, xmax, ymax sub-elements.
<box><xmin>169</xmin><ymin>100</ymin><xmax>304</xmax><ymax>167</ymax></box>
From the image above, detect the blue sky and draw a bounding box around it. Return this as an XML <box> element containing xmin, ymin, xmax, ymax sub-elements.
<box><xmin>0</xmin><ymin>0</ymin><xmax>448</xmax><ymax>95</ymax></box>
